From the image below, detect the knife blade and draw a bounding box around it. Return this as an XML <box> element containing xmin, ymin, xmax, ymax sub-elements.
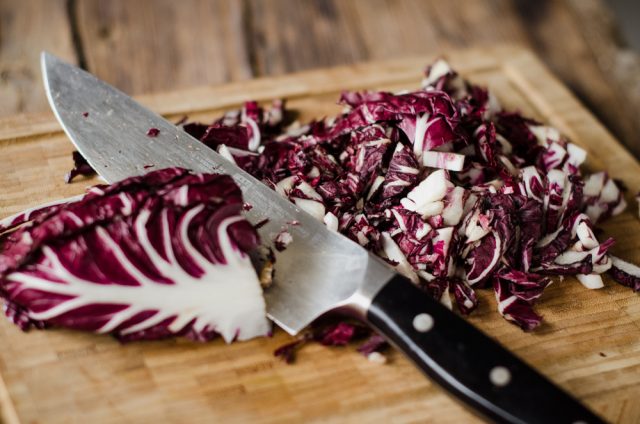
<box><xmin>41</xmin><ymin>52</ymin><xmax>605</xmax><ymax>424</ymax></box>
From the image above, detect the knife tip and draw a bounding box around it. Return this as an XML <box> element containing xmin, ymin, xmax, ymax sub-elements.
<box><xmin>40</xmin><ymin>51</ymin><xmax>67</xmax><ymax>72</ymax></box>
<box><xmin>40</xmin><ymin>51</ymin><xmax>54</xmax><ymax>80</ymax></box>
<box><xmin>40</xmin><ymin>51</ymin><xmax>52</xmax><ymax>66</ymax></box>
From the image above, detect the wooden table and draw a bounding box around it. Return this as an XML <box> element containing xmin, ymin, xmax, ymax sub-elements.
<box><xmin>1</xmin><ymin>0</ymin><xmax>640</xmax><ymax>158</ymax></box>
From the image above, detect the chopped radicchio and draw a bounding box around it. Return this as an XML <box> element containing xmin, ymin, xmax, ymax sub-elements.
<box><xmin>0</xmin><ymin>168</ymin><xmax>270</xmax><ymax>342</ymax></box>
<box><xmin>173</xmin><ymin>60</ymin><xmax>631</xmax><ymax>333</ymax></box>
<box><xmin>274</xmin><ymin>318</ymin><xmax>387</xmax><ymax>363</ymax></box>
<box><xmin>608</xmin><ymin>255</ymin><xmax>640</xmax><ymax>291</ymax></box>
<box><xmin>46</xmin><ymin>60</ymin><xmax>635</xmax><ymax>348</ymax></box>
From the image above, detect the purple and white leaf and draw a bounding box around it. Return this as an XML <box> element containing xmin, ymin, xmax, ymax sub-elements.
<box><xmin>0</xmin><ymin>168</ymin><xmax>270</xmax><ymax>342</ymax></box>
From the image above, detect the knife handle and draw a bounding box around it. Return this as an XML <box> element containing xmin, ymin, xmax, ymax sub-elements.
<box><xmin>365</xmin><ymin>274</ymin><xmax>605</xmax><ymax>424</ymax></box>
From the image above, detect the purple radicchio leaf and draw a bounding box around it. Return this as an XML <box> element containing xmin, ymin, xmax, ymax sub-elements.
<box><xmin>0</xmin><ymin>167</ymin><xmax>270</xmax><ymax>343</ymax></box>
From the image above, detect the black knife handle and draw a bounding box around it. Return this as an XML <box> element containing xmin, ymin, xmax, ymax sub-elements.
<box><xmin>366</xmin><ymin>274</ymin><xmax>606</xmax><ymax>424</ymax></box>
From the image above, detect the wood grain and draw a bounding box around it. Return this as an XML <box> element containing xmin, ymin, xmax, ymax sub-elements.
<box><xmin>564</xmin><ymin>0</ymin><xmax>640</xmax><ymax>159</ymax></box>
<box><xmin>75</xmin><ymin>0</ymin><xmax>253</xmax><ymax>95</ymax></box>
<box><xmin>246</xmin><ymin>0</ymin><xmax>368</xmax><ymax>74</ymax></box>
<box><xmin>1</xmin><ymin>46</ymin><xmax>639</xmax><ymax>424</ymax></box>
<box><xmin>0</xmin><ymin>0</ymin><xmax>77</xmax><ymax>116</ymax></box>
<box><xmin>515</xmin><ymin>0</ymin><xmax>640</xmax><ymax>159</ymax></box>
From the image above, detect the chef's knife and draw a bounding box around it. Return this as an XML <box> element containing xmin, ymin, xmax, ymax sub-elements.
<box><xmin>41</xmin><ymin>52</ymin><xmax>605</xmax><ymax>424</ymax></box>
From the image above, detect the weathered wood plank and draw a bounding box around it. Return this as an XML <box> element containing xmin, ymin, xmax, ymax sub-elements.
<box><xmin>246</xmin><ymin>0</ymin><xmax>368</xmax><ymax>74</ymax></box>
<box><xmin>564</xmin><ymin>0</ymin><xmax>640</xmax><ymax>158</ymax></box>
<box><xmin>0</xmin><ymin>0</ymin><xmax>77</xmax><ymax>117</ymax></box>
<box><xmin>75</xmin><ymin>0</ymin><xmax>253</xmax><ymax>95</ymax></box>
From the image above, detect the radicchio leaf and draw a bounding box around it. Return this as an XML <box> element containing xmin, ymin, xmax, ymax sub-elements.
<box><xmin>0</xmin><ymin>168</ymin><xmax>270</xmax><ymax>343</ymax></box>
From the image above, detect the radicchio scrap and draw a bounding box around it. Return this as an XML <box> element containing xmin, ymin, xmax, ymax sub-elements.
<box><xmin>65</xmin><ymin>150</ymin><xmax>96</xmax><ymax>183</ymax></box>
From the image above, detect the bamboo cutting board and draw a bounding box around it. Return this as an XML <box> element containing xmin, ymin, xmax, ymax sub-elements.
<box><xmin>1</xmin><ymin>46</ymin><xmax>640</xmax><ymax>424</ymax></box>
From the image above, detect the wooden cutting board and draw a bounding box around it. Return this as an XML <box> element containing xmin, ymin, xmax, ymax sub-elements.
<box><xmin>1</xmin><ymin>46</ymin><xmax>640</xmax><ymax>424</ymax></box>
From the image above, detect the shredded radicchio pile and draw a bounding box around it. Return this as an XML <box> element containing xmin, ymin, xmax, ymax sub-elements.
<box><xmin>176</xmin><ymin>59</ymin><xmax>637</xmax><ymax>356</ymax></box>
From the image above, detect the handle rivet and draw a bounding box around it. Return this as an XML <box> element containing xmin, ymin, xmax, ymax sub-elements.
<box><xmin>413</xmin><ymin>313</ymin><xmax>434</xmax><ymax>332</ymax></box>
<box><xmin>489</xmin><ymin>366</ymin><xmax>511</xmax><ymax>387</ymax></box>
